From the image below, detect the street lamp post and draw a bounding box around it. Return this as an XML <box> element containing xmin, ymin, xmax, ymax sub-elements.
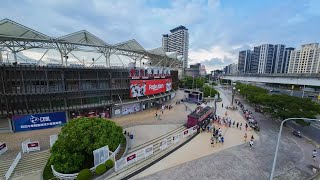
<box><xmin>269</xmin><ymin>118</ymin><xmax>320</xmax><ymax>180</ymax></box>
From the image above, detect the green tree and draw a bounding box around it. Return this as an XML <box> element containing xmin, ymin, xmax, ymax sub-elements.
<box><xmin>49</xmin><ymin>117</ymin><xmax>125</xmax><ymax>174</ymax></box>
<box><xmin>235</xmin><ymin>82</ymin><xmax>320</xmax><ymax>122</ymax></box>
<box><xmin>202</xmin><ymin>84</ymin><xmax>219</xmax><ymax>97</ymax></box>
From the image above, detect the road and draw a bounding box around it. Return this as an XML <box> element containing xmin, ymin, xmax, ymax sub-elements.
<box><xmin>140</xmin><ymin>86</ymin><xmax>319</xmax><ymax>180</ymax></box>
<box><xmin>254</xmin><ymin>83</ymin><xmax>319</xmax><ymax>101</ymax></box>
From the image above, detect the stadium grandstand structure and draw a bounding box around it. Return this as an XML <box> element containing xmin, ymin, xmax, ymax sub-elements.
<box><xmin>0</xmin><ymin>18</ymin><xmax>182</xmax><ymax>68</ymax></box>
<box><xmin>0</xmin><ymin>18</ymin><xmax>181</xmax><ymax>132</ymax></box>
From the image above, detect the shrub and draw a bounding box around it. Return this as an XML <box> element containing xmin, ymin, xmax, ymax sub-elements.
<box><xmin>105</xmin><ymin>159</ymin><xmax>114</xmax><ymax>170</ymax></box>
<box><xmin>95</xmin><ymin>164</ymin><xmax>107</xmax><ymax>175</ymax></box>
<box><xmin>50</xmin><ymin>117</ymin><xmax>125</xmax><ymax>173</ymax></box>
<box><xmin>76</xmin><ymin>169</ymin><xmax>92</xmax><ymax>180</ymax></box>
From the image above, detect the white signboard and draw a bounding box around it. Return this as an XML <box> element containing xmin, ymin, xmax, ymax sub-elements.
<box><xmin>144</xmin><ymin>145</ymin><xmax>153</xmax><ymax>158</ymax></box>
<box><xmin>93</xmin><ymin>145</ymin><xmax>109</xmax><ymax>167</ymax></box>
<box><xmin>135</xmin><ymin>149</ymin><xmax>145</xmax><ymax>162</ymax></box>
<box><xmin>182</xmin><ymin>129</ymin><xmax>189</xmax><ymax>138</ymax></box>
<box><xmin>159</xmin><ymin>139</ymin><xmax>168</xmax><ymax>151</ymax></box>
<box><xmin>26</xmin><ymin>141</ymin><xmax>40</xmax><ymax>153</ymax></box>
<box><xmin>173</xmin><ymin>134</ymin><xmax>181</xmax><ymax>144</ymax></box>
<box><xmin>50</xmin><ymin>134</ymin><xmax>58</xmax><ymax>147</ymax></box>
<box><xmin>126</xmin><ymin>153</ymin><xmax>137</xmax><ymax>165</ymax></box>
<box><xmin>115</xmin><ymin>157</ymin><xmax>127</xmax><ymax>172</ymax></box>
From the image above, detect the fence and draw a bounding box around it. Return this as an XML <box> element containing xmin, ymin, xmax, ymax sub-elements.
<box><xmin>5</xmin><ymin>152</ymin><xmax>21</xmax><ymax>180</ymax></box>
<box><xmin>51</xmin><ymin>144</ymin><xmax>121</xmax><ymax>180</ymax></box>
<box><xmin>50</xmin><ymin>134</ymin><xmax>58</xmax><ymax>147</ymax></box>
<box><xmin>115</xmin><ymin>125</ymin><xmax>197</xmax><ymax>172</ymax></box>
<box><xmin>21</xmin><ymin>139</ymin><xmax>31</xmax><ymax>153</ymax></box>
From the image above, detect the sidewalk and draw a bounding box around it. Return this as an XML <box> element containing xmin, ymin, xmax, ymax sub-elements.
<box><xmin>132</xmin><ymin>88</ymin><xmax>259</xmax><ymax>179</ymax></box>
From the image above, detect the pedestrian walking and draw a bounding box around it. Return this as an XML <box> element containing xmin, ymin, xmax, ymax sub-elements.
<box><xmin>158</xmin><ymin>115</ymin><xmax>161</xmax><ymax>120</ymax></box>
<box><xmin>236</xmin><ymin>122</ymin><xmax>239</xmax><ymax>128</ymax></box>
<box><xmin>221</xmin><ymin>136</ymin><xmax>224</xmax><ymax>144</ymax></box>
<box><xmin>233</xmin><ymin>121</ymin><xmax>235</xmax><ymax>128</ymax></box>
<box><xmin>249</xmin><ymin>140</ymin><xmax>253</xmax><ymax>149</ymax></box>
<box><xmin>245</xmin><ymin>123</ymin><xmax>248</xmax><ymax>131</ymax></box>
<box><xmin>312</xmin><ymin>150</ymin><xmax>317</xmax><ymax>161</ymax></box>
<box><xmin>222</xmin><ymin>103</ymin><xmax>223</xmax><ymax>108</ymax></box>
<box><xmin>240</xmin><ymin>123</ymin><xmax>242</xmax><ymax>130</ymax></box>
<box><xmin>218</xmin><ymin>136</ymin><xmax>221</xmax><ymax>143</ymax></box>
<box><xmin>185</xmin><ymin>106</ymin><xmax>188</xmax><ymax>111</ymax></box>
<box><xmin>225</xmin><ymin>111</ymin><xmax>228</xmax><ymax>117</ymax></box>
<box><xmin>244</xmin><ymin>133</ymin><xmax>247</xmax><ymax>142</ymax></box>
<box><xmin>155</xmin><ymin>112</ymin><xmax>158</xmax><ymax>118</ymax></box>
<box><xmin>251</xmin><ymin>135</ymin><xmax>254</xmax><ymax>141</ymax></box>
<box><xmin>211</xmin><ymin>137</ymin><xmax>215</xmax><ymax>147</ymax></box>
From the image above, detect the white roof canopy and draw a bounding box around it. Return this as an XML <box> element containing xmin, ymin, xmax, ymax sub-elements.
<box><xmin>113</xmin><ymin>39</ymin><xmax>145</xmax><ymax>52</ymax></box>
<box><xmin>0</xmin><ymin>18</ymin><xmax>50</xmax><ymax>40</ymax></box>
<box><xmin>57</xmin><ymin>30</ymin><xmax>109</xmax><ymax>46</ymax></box>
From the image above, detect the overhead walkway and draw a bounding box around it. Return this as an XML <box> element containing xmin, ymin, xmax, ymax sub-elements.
<box><xmin>222</xmin><ymin>73</ymin><xmax>320</xmax><ymax>86</ymax></box>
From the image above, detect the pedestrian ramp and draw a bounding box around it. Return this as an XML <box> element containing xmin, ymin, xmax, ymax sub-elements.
<box><xmin>103</xmin><ymin>125</ymin><xmax>197</xmax><ymax>180</ymax></box>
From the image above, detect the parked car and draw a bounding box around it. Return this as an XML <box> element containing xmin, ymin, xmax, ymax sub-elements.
<box><xmin>292</xmin><ymin>130</ymin><xmax>302</xmax><ymax>138</ymax></box>
<box><xmin>270</xmin><ymin>89</ymin><xmax>280</xmax><ymax>92</ymax></box>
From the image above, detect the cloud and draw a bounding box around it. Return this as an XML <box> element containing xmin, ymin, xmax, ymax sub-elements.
<box><xmin>0</xmin><ymin>0</ymin><xmax>319</xmax><ymax>72</ymax></box>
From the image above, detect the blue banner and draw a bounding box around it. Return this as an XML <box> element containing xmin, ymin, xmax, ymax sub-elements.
<box><xmin>13</xmin><ymin>112</ymin><xmax>67</xmax><ymax>132</ymax></box>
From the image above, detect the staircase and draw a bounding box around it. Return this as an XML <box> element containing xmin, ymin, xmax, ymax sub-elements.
<box><xmin>102</xmin><ymin>125</ymin><xmax>198</xmax><ymax>180</ymax></box>
<box><xmin>0</xmin><ymin>159</ymin><xmax>14</xmax><ymax>180</ymax></box>
<box><xmin>11</xmin><ymin>150</ymin><xmax>50</xmax><ymax>178</ymax></box>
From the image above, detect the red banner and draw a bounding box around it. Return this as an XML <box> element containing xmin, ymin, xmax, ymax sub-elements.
<box><xmin>0</xmin><ymin>143</ymin><xmax>6</xmax><ymax>150</ymax></box>
<box><xmin>130</xmin><ymin>79</ymin><xmax>172</xmax><ymax>98</ymax></box>
<box><xmin>27</xmin><ymin>142</ymin><xmax>39</xmax><ymax>148</ymax></box>
<box><xmin>127</xmin><ymin>154</ymin><xmax>136</xmax><ymax>161</ymax></box>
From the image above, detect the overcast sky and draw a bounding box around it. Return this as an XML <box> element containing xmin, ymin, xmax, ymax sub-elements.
<box><xmin>0</xmin><ymin>0</ymin><xmax>319</xmax><ymax>71</ymax></box>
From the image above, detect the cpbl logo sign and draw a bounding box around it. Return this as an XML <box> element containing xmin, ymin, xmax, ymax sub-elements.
<box><xmin>29</xmin><ymin>115</ymin><xmax>51</xmax><ymax>124</ymax></box>
<box><xmin>13</xmin><ymin>112</ymin><xmax>67</xmax><ymax>132</ymax></box>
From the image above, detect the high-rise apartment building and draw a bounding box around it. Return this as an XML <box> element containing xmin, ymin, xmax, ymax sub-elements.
<box><xmin>282</xmin><ymin>47</ymin><xmax>295</xmax><ymax>73</ymax></box>
<box><xmin>272</xmin><ymin>44</ymin><xmax>286</xmax><ymax>73</ymax></box>
<box><xmin>257</xmin><ymin>44</ymin><xmax>274</xmax><ymax>74</ymax></box>
<box><xmin>162</xmin><ymin>26</ymin><xmax>189</xmax><ymax>69</ymax></box>
<box><xmin>250</xmin><ymin>46</ymin><xmax>260</xmax><ymax>73</ymax></box>
<box><xmin>288</xmin><ymin>43</ymin><xmax>320</xmax><ymax>73</ymax></box>
<box><xmin>238</xmin><ymin>50</ymin><xmax>251</xmax><ymax>74</ymax></box>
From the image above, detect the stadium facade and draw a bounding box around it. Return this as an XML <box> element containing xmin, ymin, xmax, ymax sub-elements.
<box><xmin>0</xmin><ymin>19</ymin><xmax>181</xmax><ymax>132</ymax></box>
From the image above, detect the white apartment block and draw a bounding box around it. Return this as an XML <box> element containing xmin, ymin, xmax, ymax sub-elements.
<box><xmin>257</xmin><ymin>44</ymin><xmax>274</xmax><ymax>74</ymax></box>
<box><xmin>162</xmin><ymin>26</ymin><xmax>189</xmax><ymax>69</ymax></box>
<box><xmin>288</xmin><ymin>43</ymin><xmax>320</xmax><ymax>73</ymax></box>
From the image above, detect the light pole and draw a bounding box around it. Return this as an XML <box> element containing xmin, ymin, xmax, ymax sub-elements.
<box><xmin>269</xmin><ymin>118</ymin><xmax>320</xmax><ymax>180</ymax></box>
<box><xmin>192</xmin><ymin>76</ymin><xmax>195</xmax><ymax>89</ymax></box>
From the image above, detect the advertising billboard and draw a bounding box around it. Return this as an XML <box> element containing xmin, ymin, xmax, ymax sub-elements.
<box><xmin>12</xmin><ymin>112</ymin><xmax>67</xmax><ymax>132</ymax></box>
<box><xmin>130</xmin><ymin>78</ymin><xmax>172</xmax><ymax>98</ymax></box>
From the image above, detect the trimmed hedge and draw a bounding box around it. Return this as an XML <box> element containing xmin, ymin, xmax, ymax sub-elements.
<box><xmin>95</xmin><ymin>164</ymin><xmax>107</xmax><ymax>175</ymax></box>
<box><xmin>105</xmin><ymin>159</ymin><xmax>114</xmax><ymax>170</ymax></box>
<box><xmin>76</xmin><ymin>169</ymin><xmax>92</xmax><ymax>180</ymax></box>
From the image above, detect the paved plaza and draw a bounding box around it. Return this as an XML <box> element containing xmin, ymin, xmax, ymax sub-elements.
<box><xmin>137</xmin><ymin>87</ymin><xmax>319</xmax><ymax>180</ymax></box>
<box><xmin>133</xmin><ymin>88</ymin><xmax>259</xmax><ymax>179</ymax></box>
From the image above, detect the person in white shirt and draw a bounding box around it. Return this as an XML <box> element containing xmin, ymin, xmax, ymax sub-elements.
<box><xmin>249</xmin><ymin>140</ymin><xmax>253</xmax><ymax>149</ymax></box>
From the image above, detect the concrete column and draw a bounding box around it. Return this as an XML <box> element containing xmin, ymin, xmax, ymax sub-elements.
<box><xmin>302</xmin><ymin>85</ymin><xmax>305</xmax><ymax>98</ymax></box>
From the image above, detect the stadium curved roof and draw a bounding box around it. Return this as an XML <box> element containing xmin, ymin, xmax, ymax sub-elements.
<box><xmin>0</xmin><ymin>18</ymin><xmax>181</xmax><ymax>67</ymax></box>
<box><xmin>57</xmin><ymin>30</ymin><xmax>109</xmax><ymax>47</ymax></box>
<box><xmin>0</xmin><ymin>18</ymin><xmax>50</xmax><ymax>41</ymax></box>
<box><xmin>113</xmin><ymin>39</ymin><xmax>145</xmax><ymax>52</ymax></box>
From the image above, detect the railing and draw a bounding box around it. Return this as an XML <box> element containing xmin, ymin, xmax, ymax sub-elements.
<box><xmin>51</xmin><ymin>144</ymin><xmax>121</xmax><ymax>180</ymax></box>
<box><xmin>5</xmin><ymin>152</ymin><xmax>21</xmax><ymax>180</ymax></box>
